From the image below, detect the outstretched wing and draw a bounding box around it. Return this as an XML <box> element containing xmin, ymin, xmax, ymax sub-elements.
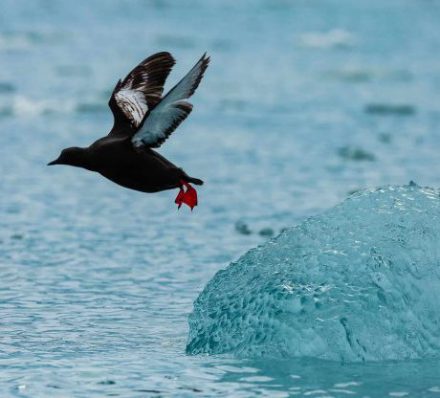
<box><xmin>131</xmin><ymin>53</ymin><xmax>209</xmax><ymax>148</ymax></box>
<box><xmin>108</xmin><ymin>52</ymin><xmax>175</xmax><ymax>135</ymax></box>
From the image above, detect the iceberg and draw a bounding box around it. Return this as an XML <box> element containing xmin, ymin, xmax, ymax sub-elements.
<box><xmin>187</xmin><ymin>184</ymin><xmax>440</xmax><ymax>362</ymax></box>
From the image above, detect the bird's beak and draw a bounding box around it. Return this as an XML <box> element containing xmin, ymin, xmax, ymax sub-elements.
<box><xmin>47</xmin><ymin>158</ymin><xmax>59</xmax><ymax>166</ymax></box>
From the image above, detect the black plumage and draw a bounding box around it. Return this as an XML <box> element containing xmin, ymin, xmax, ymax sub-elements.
<box><xmin>48</xmin><ymin>52</ymin><xmax>209</xmax><ymax>209</ymax></box>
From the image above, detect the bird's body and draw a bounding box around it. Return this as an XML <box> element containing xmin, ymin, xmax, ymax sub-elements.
<box><xmin>87</xmin><ymin>136</ymin><xmax>200</xmax><ymax>193</ymax></box>
<box><xmin>49</xmin><ymin>52</ymin><xmax>209</xmax><ymax>209</ymax></box>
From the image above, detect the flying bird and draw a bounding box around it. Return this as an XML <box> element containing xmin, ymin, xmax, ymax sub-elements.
<box><xmin>48</xmin><ymin>52</ymin><xmax>209</xmax><ymax>210</ymax></box>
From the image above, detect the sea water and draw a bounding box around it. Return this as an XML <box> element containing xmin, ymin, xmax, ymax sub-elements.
<box><xmin>1</xmin><ymin>0</ymin><xmax>440</xmax><ymax>396</ymax></box>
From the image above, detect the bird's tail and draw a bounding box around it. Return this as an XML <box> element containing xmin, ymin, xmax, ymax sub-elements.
<box><xmin>185</xmin><ymin>176</ymin><xmax>204</xmax><ymax>186</ymax></box>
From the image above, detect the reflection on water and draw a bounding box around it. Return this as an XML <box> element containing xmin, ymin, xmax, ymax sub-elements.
<box><xmin>202</xmin><ymin>358</ymin><xmax>440</xmax><ymax>397</ymax></box>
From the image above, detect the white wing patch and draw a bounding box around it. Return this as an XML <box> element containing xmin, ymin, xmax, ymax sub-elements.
<box><xmin>132</xmin><ymin>53</ymin><xmax>209</xmax><ymax>148</ymax></box>
<box><xmin>109</xmin><ymin>52</ymin><xmax>175</xmax><ymax>132</ymax></box>
<box><xmin>114</xmin><ymin>89</ymin><xmax>147</xmax><ymax>127</ymax></box>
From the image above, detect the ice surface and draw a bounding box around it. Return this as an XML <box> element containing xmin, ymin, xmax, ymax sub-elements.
<box><xmin>187</xmin><ymin>184</ymin><xmax>440</xmax><ymax>361</ymax></box>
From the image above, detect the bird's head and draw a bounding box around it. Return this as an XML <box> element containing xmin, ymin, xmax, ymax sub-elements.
<box><xmin>47</xmin><ymin>147</ymin><xmax>86</xmax><ymax>167</ymax></box>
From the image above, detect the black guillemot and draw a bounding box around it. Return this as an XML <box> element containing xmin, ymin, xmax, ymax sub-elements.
<box><xmin>48</xmin><ymin>52</ymin><xmax>209</xmax><ymax>210</ymax></box>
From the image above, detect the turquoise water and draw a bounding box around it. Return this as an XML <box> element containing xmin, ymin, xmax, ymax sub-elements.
<box><xmin>1</xmin><ymin>0</ymin><xmax>440</xmax><ymax>396</ymax></box>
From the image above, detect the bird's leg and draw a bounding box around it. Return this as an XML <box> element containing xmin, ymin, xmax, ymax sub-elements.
<box><xmin>175</xmin><ymin>184</ymin><xmax>185</xmax><ymax>209</ymax></box>
<box><xmin>175</xmin><ymin>180</ymin><xmax>198</xmax><ymax>210</ymax></box>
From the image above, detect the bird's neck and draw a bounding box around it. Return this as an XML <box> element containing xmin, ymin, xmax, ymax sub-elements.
<box><xmin>67</xmin><ymin>148</ymin><xmax>95</xmax><ymax>171</ymax></box>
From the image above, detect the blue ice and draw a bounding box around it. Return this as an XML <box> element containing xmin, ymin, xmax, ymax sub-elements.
<box><xmin>187</xmin><ymin>184</ymin><xmax>440</xmax><ymax>362</ymax></box>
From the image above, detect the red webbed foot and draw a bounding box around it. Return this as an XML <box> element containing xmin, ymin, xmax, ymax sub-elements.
<box><xmin>175</xmin><ymin>187</ymin><xmax>185</xmax><ymax>209</ymax></box>
<box><xmin>175</xmin><ymin>180</ymin><xmax>198</xmax><ymax>210</ymax></box>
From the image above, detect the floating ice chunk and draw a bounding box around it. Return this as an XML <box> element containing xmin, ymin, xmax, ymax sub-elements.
<box><xmin>259</xmin><ymin>228</ymin><xmax>275</xmax><ymax>237</ymax></box>
<box><xmin>187</xmin><ymin>184</ymin><xmax>440</xmax><ymax>362</ymax></box>
<box><xmin>235</xmin><ymin>220</ymin><xmax>252</xmax><ymax>235</ymax></box>
<box><xmin>364</xmin><ymin>103</ymin><xmax>416</xmax><ymax>116</ymax></box>
<box><xmin>337</xmin><ymin>146</ymin><xmax>375</xmax><ymax>162</ymax></box>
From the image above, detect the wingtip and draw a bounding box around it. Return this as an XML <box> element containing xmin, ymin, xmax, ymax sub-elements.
<box><xmin>196</xmin><ymin>52</ymin><xmax>209</xmax><ymax>64</ymax></box>
<box><xmin>201</xmin><ymin>52</ymin><xmax>210</xmax><ymax>63</ymax></box>
<box><xmin>163</xmin><ymin>51</ymin><xmax>177</xmax><ymax>65</ymax></box>
<box><xmin>198</xmin><ymin>52</ymin><xmax>210</xmax><ymax>73</ymax></box>
<box><xmin>155</xmin><ymin>51</ymin><xmax>177</xmax><ymax>67</ymax></box>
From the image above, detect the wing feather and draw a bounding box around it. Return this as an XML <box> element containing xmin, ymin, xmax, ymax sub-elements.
<box><xmin>108</xmin><ymin>52</ymin><xmax>175</xmax><ymax>135</ymax></box>
<box><xmin>132</xmin><ymin>53</ymin><xmax>209</xmax><ymax>148</ymax></box>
